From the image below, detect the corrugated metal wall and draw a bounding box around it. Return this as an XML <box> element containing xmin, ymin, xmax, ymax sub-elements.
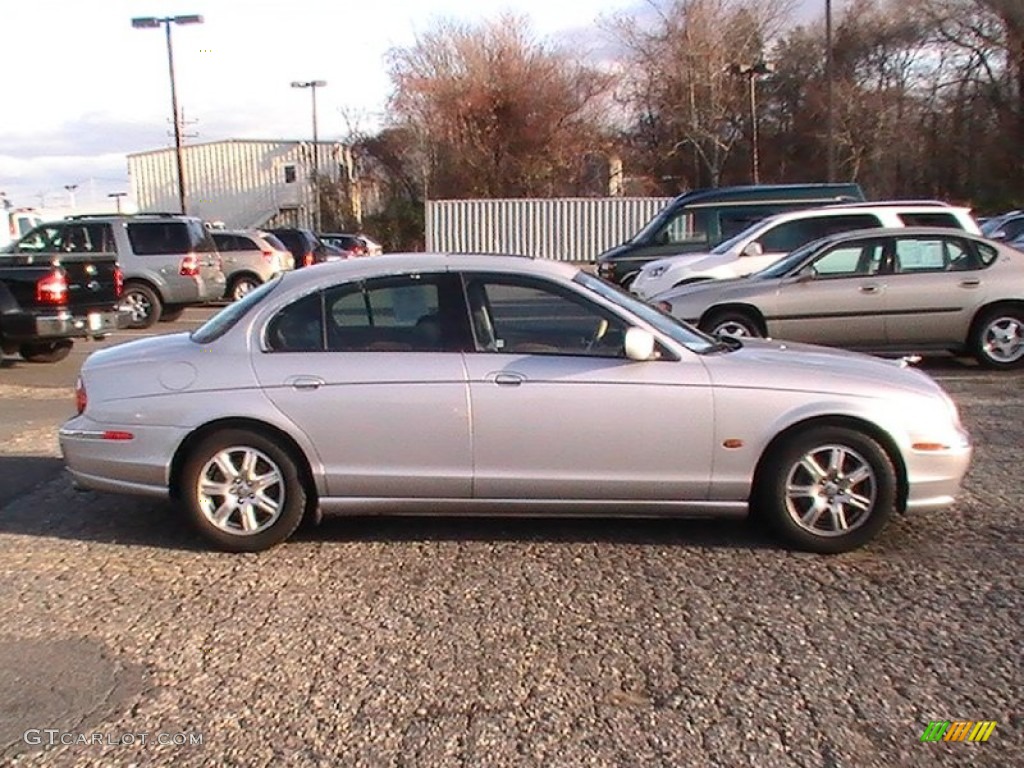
<box><xmin>426</xmin><ymin>197</ymin><xmax>673</xmax><ymax>262</ymax></box>
<box><xmin>128</xmin><ymin>139</ymin><xmax>347</xmax><ymax>229</ymax></box>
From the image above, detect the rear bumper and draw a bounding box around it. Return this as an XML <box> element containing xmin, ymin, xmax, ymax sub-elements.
<box><xmin>1</xmin><ymin>307</ymin><xmax>126</xmax><ymax>341</ymax></box>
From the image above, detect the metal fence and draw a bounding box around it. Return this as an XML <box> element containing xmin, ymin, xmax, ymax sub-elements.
<box><xmin>425</xmin><ymin>197</ymin><xmax>673</xmax><ymax>262</ymax></box>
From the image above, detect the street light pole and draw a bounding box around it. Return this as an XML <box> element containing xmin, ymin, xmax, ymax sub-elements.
<box><xmin>730</xmin><ymin>61</ymin><xmax>775</xmax><ymax>184</ymax></box>
<box><xmin>132</xmin><ymin>14</ymin><xmax>204</xmax><ymax>216</ymax></box>
<box><xmin>291</xmin><ymin>80</ymin><xmax>327</xmax><ymax>231</ymax></box>
<box><xmin>825</xmin><ymin>0</ymin><xmax>836</xmax><ymax>182</ymax></box>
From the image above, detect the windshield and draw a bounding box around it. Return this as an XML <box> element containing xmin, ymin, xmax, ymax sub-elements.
<box><xmin>575</xmin><ymin>272</ymin><xmax>716</xmax><ymax>353</ymax></box>
<box><xmin>191</xmin><ymin>275</ymin><xmax>282</xmax><ymax>343</ymax></box>
<box><xmin>708</xmin><ymin>218</ymin><xmax>770</xmax><ymax>255</ymax></box>
<box><xmin>752</xmin><ymin>238</ymin><xmax>824</xmax><ymax>279</ymax></box>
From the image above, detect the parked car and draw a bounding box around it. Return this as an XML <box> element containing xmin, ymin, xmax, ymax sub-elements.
<box><xmin>980</xmin><ymin>211</ymin><xmax>1024</xmax><ymax>242</ymax></box>
<box><xmin>268</xmin><ymin>227</ymin><xmax>332</xmax><ymax>268</ymax></box>
<box><xmin>656</xmin><ymin>227</ymin><xmax>1024</xmax><ymax>368</ymax></box>
<box><xmin>631</xmin><ymin>202</ymin><xmax>981</xmax><ymax>299</ymax></box>
<box><xmin>211</xmin><ymin>229</ymin><xmax>294</xmax><ymax>301</ymax></box>
<box><xmin>0</xmin><ymin>248</ymin><xmax>124</xmax><ymax>363</ymax></box>
<box><xmin>596</xmin><ymin>183</ymin><xmax>865</xmax><ymax>286</ymax></box>
<box><xmin>319</xmin><ymin>233</ymin><xmax>383</xmax><ymax>258</ymax></box>
<box><xmin>60</xmin><ymin>253</ymin><xmax>970</xmax><ymax>555</ymax></box>
<box><xmin>9</xmin><ymin>214</ymin><xmax>226</xmax><ymax>328</ymax></box>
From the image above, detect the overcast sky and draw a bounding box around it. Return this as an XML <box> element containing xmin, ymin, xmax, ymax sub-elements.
<box><xmin>0</xmin><ymin>0</ymin><xmax>832</xmax><ymax>209</ymax></box>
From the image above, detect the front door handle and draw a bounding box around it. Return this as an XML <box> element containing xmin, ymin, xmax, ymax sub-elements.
<box><xmin>493</xmin><ymin>372</ymin><xmax>525</xmax><ymax>386</ymax></box>
<box><xmin>959</xmin><ymin>278</ymin><xmax>981</xmax><ymax>288</ymax></box>
<box><xmin>290</xmin><ymin>375</ymin><xmax>325</xmax><ymax>391</ymax></box>
<box><xmin>860</xmin><ymin>284</ymin><xmax>881</xmax><ymax>294</ymax></box>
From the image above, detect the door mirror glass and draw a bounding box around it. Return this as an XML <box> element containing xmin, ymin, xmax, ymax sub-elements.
<box><xmin>624</xmin><ymin>327</ymin><xmax>656</xmax><ymax>361</ymax></box>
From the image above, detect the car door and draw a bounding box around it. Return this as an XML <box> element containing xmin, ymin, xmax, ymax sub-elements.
<box><xmin>768</xmin><ymin>238</ymin><xmax>889</xmax><ymax>347</ymax></box>
<box><xmin>250</xmin><ymin>273</ymin><xmax>474</xmax><ymax>499</ymax></box>
<box><xmin>883</xmin><ymin>234</ymin><xmax>986</xmax><ymax>347</ymax></box>
<box><xmin>460</xmin><ymin>272</ymin><xmax>714</xmax><ymax>501</ymax></box>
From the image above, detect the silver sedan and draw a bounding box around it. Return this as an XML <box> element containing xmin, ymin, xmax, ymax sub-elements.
<box><xmin>60</xmin><ymin>254</ymin><xmax>971</xmax><ymax>553</ymax></box>
<box><xmin>656</xmin><ymin>228</ymin><xmax>1024</xmax><ymax>369</ymax></box>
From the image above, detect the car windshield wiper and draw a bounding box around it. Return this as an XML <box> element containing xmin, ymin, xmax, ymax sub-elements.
<box><xmin>704</xmin><ymin>335</ymin><xmax>743</xmax><ymax>354</ymax></box>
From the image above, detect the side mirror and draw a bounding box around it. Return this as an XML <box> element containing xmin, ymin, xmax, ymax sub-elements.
<box><xmin>741</xmin><ymin>241</ymin><xmax>764</xmax><ymax>258</ymax></box>
<box><xmin>991</xmin><ymin>229</ymin><xmax>1006</xmax><ymax>240</ymax></box>
<box><xmin>624</xmin><ymin>327</ymin><xmax>656</xmax><ymax>361</ymax></box>
<box><xmin>795</xmin><ymin>268</ymin><xmax>816</xmax><ymax>283</ymax></box>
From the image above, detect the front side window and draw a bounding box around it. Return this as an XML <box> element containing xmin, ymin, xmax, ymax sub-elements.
<box><xmin>656</xmin><ymin>211</ymin><xmax>700</xmax><ymax>246</ymax></box>
<box><xmin>810</xmin><ymin>241</ymin><xmax>886</xmax><ymax>277</ymax></box>
<box><xmin>463</xmin><ymin>274</ymin><xmax>630</xmax><ymax>357</ymax></box>
<box><xmin>15</xmin><ymin>224</ymin><xmax>63</xmax><ymax>252</ymax></box>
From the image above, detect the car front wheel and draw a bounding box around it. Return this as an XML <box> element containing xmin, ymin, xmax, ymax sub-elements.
<box><xmin>700</xmin><ymin>310</ymin><xmax>762</xmax><ymax>339</ymax></box>
<box><xmin>970</xmin><ymin>307</ymin><xmax>1024</xmax><ymax>369</ymax></box>
<box><xmin>181</xmin><ymin>429</ymin><xmax>306</xmax><ymax>552</ymax></box>
<box><xmin>756</xmin><ymin>426</ymin><xmax>896</xmax><ymax>554</ymax></box>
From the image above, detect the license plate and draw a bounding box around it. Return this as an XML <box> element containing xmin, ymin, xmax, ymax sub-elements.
<box><xmin>88</xmin><ymin>312</ymin><xmax>103</xmax><ymax>331</ymax></box>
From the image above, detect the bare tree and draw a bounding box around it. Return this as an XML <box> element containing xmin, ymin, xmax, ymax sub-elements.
<box><xmin>386</xmin><ymin>15</ymin><xmax>615</xmax><ymax>199</ymax></box>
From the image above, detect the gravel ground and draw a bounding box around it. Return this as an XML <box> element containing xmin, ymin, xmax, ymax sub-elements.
<box><xmin>0</xmin><ymin>367</ymin><xmax>1020</xmax><ymax>767</ymax></box>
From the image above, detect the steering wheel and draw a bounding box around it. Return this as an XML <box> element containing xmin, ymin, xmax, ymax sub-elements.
<box><xmin>585</xmin><ymin>318</ymin><xmax>610</xmax><ymax>352</ymax></box>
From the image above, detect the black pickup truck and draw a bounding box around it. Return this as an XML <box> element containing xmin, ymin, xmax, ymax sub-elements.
<box><xmin>0</xmin><ymin>252</ymin><xmax>124</xmax><ymax>363</ymax></box>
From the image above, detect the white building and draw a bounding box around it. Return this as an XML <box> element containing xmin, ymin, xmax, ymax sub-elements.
<box><xmin>127</xmin><ymin>138</ymin><xmax>352</xmax><ymax>229</ymax></box>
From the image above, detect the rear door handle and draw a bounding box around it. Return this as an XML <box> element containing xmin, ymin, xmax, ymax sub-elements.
<box><xmin>959</xmin><ymin>278</ymin><xmax>980</xmax><ymax>288</ymax></box>
<box><xmin>289</xmin><ymin>376</ymin><xmax>325</xmax><ymax>391</ymax></box>
<box><xmin>493</xmin><ymin>372</ymin><xmax>525</xmax><ymax>386</ymax></box>
<box><xmin>860</xmin><ymin>284</ymin><xmax>881</xmax><ymax>294</ymax></box>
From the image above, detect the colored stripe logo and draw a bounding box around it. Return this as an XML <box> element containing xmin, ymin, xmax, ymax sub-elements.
<box><xmin>920</xmin><ymin>721</ymin><xmax>997</xmax><ymax>742</ymax></box>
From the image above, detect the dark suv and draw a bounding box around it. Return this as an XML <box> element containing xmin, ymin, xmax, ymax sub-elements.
<box><xmin>268</xmin><ymin>228</ymin><xmax>334</xmax><ymax>268</ymax></box>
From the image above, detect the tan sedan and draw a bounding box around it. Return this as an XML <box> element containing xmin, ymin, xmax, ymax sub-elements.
<box><xmin>657</xmin><ymin>227</ymin><xmax>1024</xmax><ymax>368</ymax></box>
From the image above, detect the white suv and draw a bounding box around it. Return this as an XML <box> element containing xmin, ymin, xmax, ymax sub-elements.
<box><xmin>629</xmin><ymin>202</ymin><xmax>981</xmax><ymax>299</ymax></box>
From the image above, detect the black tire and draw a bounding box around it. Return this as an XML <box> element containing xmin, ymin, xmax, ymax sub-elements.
<box><xmin>180</xmin><ymin>429</ymin><xmax>307</xmax><ymax>552</ymax></box>
<box><xmin>970</xmin><ymin>307</ymin><xmax>1024</xmax><ymax>369</ymax></box>
<box><xmin>699</xmin><ymin>310</ymin><xmax>762</xmax><ymax>339</ymax></box>
<box><xmin>120</xmin><ymin>283</ymin><xmax>162</xmax><ymax>329</ymax></box>
<box><xmin>227</xmin><ymin>274</ymin><xmax>262</xmax><ymax>302</ymax></box>
<box><xmin>160</xmin><ymin>305</ymin><xmax>187</xmax><ymax>323</ymax></box>
<box><xmin>755</xmin><ymin>426</ymin><xmax>897</xmax><ymax>554</ymax></box>
<box><xmin>19</xmin><ymin>340</ymin><xmax>73</xmax><ymax>363</ymax></box>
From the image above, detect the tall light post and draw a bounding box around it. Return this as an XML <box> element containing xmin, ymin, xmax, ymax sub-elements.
<box><xmin>291</xmin><ymin>80</ymin><xmax>327</xmax><ymax>231</ymax></box>
<box><xmin>107</xmin><ymin>192</ymin><xmax>128</xmax><ymax>214</ymax></box>
<box><xmin>132</xmin><ymin>14</ymin><xmax>204</xmax><ymax>215</ymax></box>
<box><xmin>64</xmin><ymin>184</ymin><xmax>79</xmax><ymax>210</ymax></box>
<box><xmin>730</xmin><ymin>61</ymin><xmax>775</xmax><ymax>184</ymax></box>
<box><xmin>825</xmin><ymin>0</ymin><xmax>836</xmax><ymax>181</ymax></box>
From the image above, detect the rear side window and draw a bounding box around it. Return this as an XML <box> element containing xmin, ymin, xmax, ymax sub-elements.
<box><xmin>212</xmin><ymin>233</ymin><xmax>235</xmax><ymax>251</ymax></box>
<box><xmin>127</xmin><ymin>222</ymin><xmax>193</xmax><ymax>255</ymax></box>
<box><xmin>266</xmin><ymin>292</ymin><xmax>325</xmax><ymax>352</ymax></box>
<box><xmin>897</xmin><ymin>212</ymin><xmax>962</xmax><ymax>229</ymax></box>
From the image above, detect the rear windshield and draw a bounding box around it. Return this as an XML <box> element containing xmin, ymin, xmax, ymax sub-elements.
<box><xmin>127</xmin><ymin>220</ymin><xmax>216</xmax><ymax>255</ymax></box>
<box><xmin>191</xmin><ymin>276</ymin><xmax>282</xmax><ymax>343</ymax></box>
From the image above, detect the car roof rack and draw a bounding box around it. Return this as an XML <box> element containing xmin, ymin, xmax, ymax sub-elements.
<box><xmin>65</xmin><ymin>212</ymin><xmax>187</xmax><ymax>220</ymax></box>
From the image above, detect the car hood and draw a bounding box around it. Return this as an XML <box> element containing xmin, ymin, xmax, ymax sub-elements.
<box><xmin>643</xmin><ymin>250</ymin><xmax>715</xmax><ymax>270</ymax></box>
<box><xmin>653</xmin><ymin>275</ymin><xmax>772</xmax><ymax>304</ymax></box>
<box><xmin>596</xmin><ymin>242</ymin><xmax>637</xmax><ymax>261</ymax></box>
<box><xmin>705</xmin><ymin>338</ymin><xmax>946</xmax><ymax>400</ymax></box>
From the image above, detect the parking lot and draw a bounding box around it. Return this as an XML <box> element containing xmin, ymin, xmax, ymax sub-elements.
<box><xmin>0</xmin><ymin>307</ymin><xmax>1021</xmax><ymax>767</ymax></box>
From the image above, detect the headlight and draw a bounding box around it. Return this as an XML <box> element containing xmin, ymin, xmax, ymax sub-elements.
<box><xmin>646</xmin><ymin>266</ymin><xmax>667</xmax><ymax>279</ymax></box>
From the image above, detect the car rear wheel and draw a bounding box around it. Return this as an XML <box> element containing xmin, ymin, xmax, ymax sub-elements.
<box><xmin>700</xmin><ymin>310</ymin><xmax>762</xmax><ymax>339</ymax></box>
<box><xmin>120</xmin><ymin>283</ymin><xmax>162</xmax><ymax>329</ymax></box>
<box><xmin>19</xmin><ymin>340</ymin><xmax>73</xmax><ymax>363</ymax></box>
<box><xmin>970</xmin><ymin>307</ymin><xmax>1024</xmax><ymax>369</ymax></box>
<box><xmin>228</xmin><ymin>275</ymin><xmax>261</xmax><ymax>301</ymax></box>
<box><xmin>181</xmin><ymin>429</ymin><xmax>306</xmax><ymax>552</ymax></box>
<box><xmin>756</xmin><ymin>426</ymin><xmax>896</xmax><ymax>554</ymax></box>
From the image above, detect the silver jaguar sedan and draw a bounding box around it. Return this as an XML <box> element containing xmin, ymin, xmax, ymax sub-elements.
<box><xmin>60</xmin><ymin>254</ymin><xmax>971</xmax><ymax>554</ymax></box>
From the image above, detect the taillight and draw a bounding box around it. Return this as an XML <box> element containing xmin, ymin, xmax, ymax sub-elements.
<box><xmin>656</xmin><ymin>301</ymin><xmax>673</xmax><ymax>313</ymax></box>
<box><xmin>36</xmin><ymin>271</ymin><xmax>68</xmax><ymax>305</ymax></box>
<box><xmin>303</xmin><ymin>251</ymin><xmax>314</xmax><ymax>267</ymax></box>
<box><xmin>75</xmin><ymin>377</ymin><xmax>87</xmax><ymax>415</ymax></box>
<box><xmin>261</xmin><ymin>250</ymin><xmax>275</xmax><ymax>263</ymax></box>
<box><xmin>179</xmin><ymin>254</ymin><xmax>200</xmax><ymax>276</ymax></box>
<box><xmin>114</xmin><ymin>266</ymin><xmax>124</xmax><ymax>297</ymax></box>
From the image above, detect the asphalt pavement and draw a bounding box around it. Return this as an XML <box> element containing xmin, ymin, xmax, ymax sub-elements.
<box><xmin>0</xmin><ymin>308</ymin><xmax>1020</xmax><ymax>767</ymax></box>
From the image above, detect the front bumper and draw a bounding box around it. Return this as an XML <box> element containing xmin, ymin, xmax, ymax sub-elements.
<box><xmin>2</xmin><ymin>307</ymin><xmax>126</xmax><ymax>341</ymax></box>
<box><xmin>903</xmin><ymin>428</ymin><xmax>973</xmax><ymax>513</ymax></box>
